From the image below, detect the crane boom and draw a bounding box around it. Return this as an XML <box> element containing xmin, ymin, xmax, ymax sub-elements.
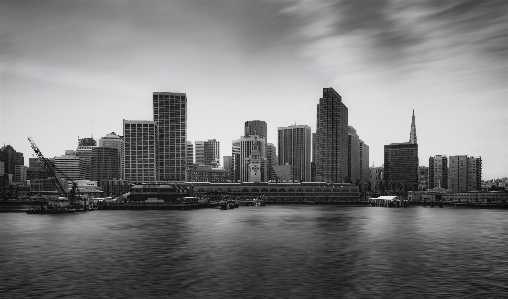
<box><xmin>28</xmin><ymin>137</ymin><xmax>67</xmax><ymax>196</ymax></box>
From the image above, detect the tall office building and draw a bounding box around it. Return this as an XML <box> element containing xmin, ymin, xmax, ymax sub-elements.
<box><xmin>384</xmin><ymin>142</ymin><xmax>419</xmax><ymax>187</ymax></box>
<box><xmin>123</xmin><ymin>120</ymin><xmax>159</xmax><ymax>184</ymax></box>
<box><xmin>360</xmin><ymin>140</ymin><xmax>369</xmax><ymax>183</ymax></box>
<box><xmin>369</xmin><ymin>166</ymin><xmax>384</xmax><ymax>190</ymax></box>
<box><xmin>195</xmin><ymin>141</ymin><xmax>205</xmax><ymax>165</ymax></box>
<box><xmin>448</xmin><ymin>155</ymin><xmax>482</xmax><ymax>192</ymax></box>
<box><xmin>232</xmin><ymin>139</ymin><xmax>241</xmax><ymax>182</ymax></box>
<box><xmin>266</xmin><ymin>143</ymin><xmax>277</xmax><ymax>181</ymax></box>
<box><xmin>239</xmin><ymin>135</ymin><xmax>267</xmax><ymax>182</ymax></box>
<box><xmin>311</xmin><ymin>132</ymin><xmax>316</xmax><ymax>182</ymax></box>
<box><xmin>418</xmin><ymin>166</ymin><xmax>429</xmax><ymax>190</ymax></box>
<box><xmin>76</xmin><ymin>137</ymin><xmax>97</xmax><ymax>180</ymax></box>
<box><xmin>315</xmin><ymin>87</ymin><xmax>348</xmax><ymax>183</ymax></box>
<box><xmin>14</xmin><ymin>165</ymin><xmax>27</xmax><ymax>184</ymax></box>
<box><xmin>0</xmin><ymin>161</ymin><xmax>4</xmax><ymax>176</ymax></box>
<box><xmin>429</xmin><ymin>155</ymin><xmax>448</xmax><ymax>189</ymax></box>
<box><xmin>348</xmin><ymin>126</ymin><xmax>360</xmax><ymax>182</ymax></box>
<box><xmin>245</xmin><ymin>120</ymin><xmax>267</xmax><ymax>140</ymax></box>
<box><xmin>409</xmin><ymin>110</ymin><xmax>417</xmax><ymax>144</ymax></box>
<box><xmin>99</xmin><ymin>132</ymin><xmax>125</xmax><ymax>180</ymax></box>
<box><xmin>204</xmin><ymin>139</ymin><xmax>220</xmax><ymax>166</ymax></box>
<box><xmin>223</xmin><ymin>156</ymin><xmax>232</xmax><ymax>173</ymax></box>
<box><xmin>54</xmin><ymin>154</ymin><xmax>84</xmax><ymax>181</ymax></box>
<box><xmin>186</xmin><ymin>141</ymin><xmax>194</xmax><ymax>167</ymax></box>
<box><xmin>278</xmin><ymin>125</ymin><xmax>311</xmax><ymax>182</ymax></box>
<box><xmin>0</xmin><ymin>145</ymin><xmax>24</xmax><ymax>175</ymax></box>
<box><xmin>91</xmin><ymin>147</ymin><xmax>119</xmax><ymax>184</ymax></box>
<box><xmin>153</xmin><ymin>92</ymin><xmax>187</xmax><ymax>182</ymax></box>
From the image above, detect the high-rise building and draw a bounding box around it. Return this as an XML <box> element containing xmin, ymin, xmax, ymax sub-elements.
<box><xmin>448</xmin><ymin>155</ymin><xmax>482</xmax><ymax>192</ymax></box>
<box><xmin>239</xmin><ymin>135</ymin><xmax>267</xmax><ymax>182</ymax></box>
<box><xmin>76</xmin><ymin>137</ymin><xmax>97</xmax><ymax>180</ymax></box>
<box><xmin>91</xmin><ymin>147</ymin><xmax>120</xmax><ymax>184</ymax></box>
<box><xmin>99</xmin><ymin>132</ymin><xmax>125</xmax><ymax>180</ymax></box>
<box><xmin>232</xmin><ymin>139</ymin><xmax>241</xmax><ymax>182</ymax></box>
<box><xmin>204</xmin><ymin>139</ymin><xmax>220</xmax><ymax>166</ymax></box>
<box><xmin>195</xmin><ymin>141</ymin><xmax>205</xmax><ymax>165</ymax></box>
<box><xmin>54</xmin><ymin>154</ymin><xmax>84</xmax><ymax>181</ymax></box>
<box><xmin>369</xmin><ymin>166</ymin><xmax>384</xmax><ymax>190</ymax></box>
<box><xmin>409</xmin><ymin>109</ymin><xmax>417</xmax><ymax>144</ymax></box>
<box><xmin>429</xmin><ymin>155</ymin><xmax>448</xmax><ymax>189</ymax></box>
<box><xmin>153</xmin><ymin>92</ymin><xmax>187</xmax><ymax>182</ymax></box>
<box><xmin>0</xmin><ymin>145</ymin><xmax>24</xmax><ymax>175</ymax></box>
<box><xmin>245</xmin><ymin>120</ymin><xmax>267</xmax><ymax>140</ymax></box>
<box><xmin>311</xmin><ymin>132</ymin><xmax>316</xmax><ymax>182</ymax></box>
<box><xmin>223</xmin><ymin>156</ymin><xmax>232</xmax><ymax>173</ymax></box>
<box><xmin>348</xmin><ymin>126</ymin><xmax>360</xmax><ymax>182</ymax></box>
<box><xmin>79</xmin><ymin>137</ymin><xmax>97</xmax><ymax>147</ymax></box>
<box><xmin>360</xmin><ymin>140</ymin><xmax>369</xmax><ymax>183</ymax></box>
<box><xmin>384</xmin><ymin>142</ymin><xmax>419</xmax><ymax>188</ymax></box>
<box><xmin>186</xmin><ymin>141</ymin><xmax>194</xmax><ymax>167</ymax></box>
<box><xmin>315</xmin><ymin>87</ymin><xmax>348</xmax><ymax>183</ymax></box>
<box><xmin>418</xmin><ymin>166</ymin><xmax>429</xmax><ymax>190</ymax></box>
<box><xmin>0</xmin><ymin>161</ymin><xmax>5</xmax><ymax>176</ymax></box>
<box><xmin>123</xmin><ymin>120</ymin><xmax>158</xmax><ymax>184</ymax></box>
<box><xmin>14</xmin><ymin>165</ymin><xmax>27</xmax><ymax>184</ymax></box>
<box><xmin>266</xmin><ymin>143</ymin><xmax>277</xmax><ymax>181</ymax></box>
<box><xmin>278</xmin><ymin>125</ymin><xmax>311</xmax><ymax>182</ymax></box>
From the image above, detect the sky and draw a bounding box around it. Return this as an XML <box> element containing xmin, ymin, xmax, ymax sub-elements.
<box><xmin>1</xmin><ymin>0</ymin><xmax>507</xmax><ymax>180</ymax></box>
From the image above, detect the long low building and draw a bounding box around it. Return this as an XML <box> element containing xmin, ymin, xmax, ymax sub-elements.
<box><xmin>188</xmin><ymin>182</ymin><xmax>360</xmax><ymax>202</ymax></box>
<box><xmin>409</xmin><ymin>189</ymin><xmax>508</xmax><ymax>204</ymax></box>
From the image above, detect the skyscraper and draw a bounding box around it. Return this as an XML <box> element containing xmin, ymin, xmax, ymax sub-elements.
<box><xmin>99</xmin><ymin>132</ymin><xmax>125</xmax><ymax>179</ymax></box>
<box><xmin>239</xmin><ymin>135</ymin><xmax>267</xmax><ymax>182</ymax></box>
<box><xmin>359</xmin><ymin>140</ymin><xmax>369</xmax><ymax>183</ymax></box>
<box><xmin>76</xmin><ymin>136</ymin><xmax>97</xmax><ymax>180</ymax></box>
<box><xmin>195</xmin><ymin>141</ymin><xmax>205</xmax><ymax>165</ymax></box>
<box><xmin>429</xmin><ymin>155</ymin><xmax>448</xmax><ymax>189</ymax></box>
<box><xmin>348</xmin><ymin>126</ymin><xmax>360</xmax><ymax>182</ymax></box>
<box><xmin>123</xmin><ymin>120</ymin><xmax>159</xmax><ymax>184</ymax></box>
<box><xmin>384</xmin><ymin>142</ymin><xmax>419</xmax><ymax>187</ymax></box>
<box><xmin>245</xmin><ymin>120</ymin><xmax>267</xmax><ymax>140</ymax></box>
<box><xmin>315</xmin><ymin>87</ymin><xmax>348</xmax><ymax>183</ymax></box>
<box><xmin>278</xmin><ymin>125</ymin><xmax>311</xmax><ymax>182</ymax></box>
<box><xmin>153</xmin><ymin>92</ymin><xmax>187</xmax><ymax>182</ymax></box>
<box><xmin>232</xmin><ymin>139</ymin><xmax>241</xmax><ymax>182</ymax></box>
<box><xmin>266</xmin><ymin>143</ymin><xmax>277</xmax><ymax>181</ymax></box>
<box><xmin>448</xmin><ymin>155</ymin><xmax>482</xmax><ymax>192</ymax></box>
<box><xmin>186</xmin><ymin>141</ymin><xmax>194</xmax><ymax>167</ymax></box>
<box><xmin>91</xmin><ymin>147</ymin><xmax>119</xmax><ymax>184</ymax></box>
<box><xmin>409</xmin><ymin>109</ymin><xmax>417</xmax><ymax>144</ymax></box>
<box><xmin>0</xmin><ymin>145</ymin><xmax>24</xmax><ymax>175</ymax></box>
<box><xmin>204</xmin><ymin>139</ymin><xmax>220</xmax><ymax>166</ymax></box>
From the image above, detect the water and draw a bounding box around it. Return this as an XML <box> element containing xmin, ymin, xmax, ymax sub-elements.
<box><xmin>1</xmin><ymin>206</ymin><xmax>507</xmax><ymax>298</ymax></box>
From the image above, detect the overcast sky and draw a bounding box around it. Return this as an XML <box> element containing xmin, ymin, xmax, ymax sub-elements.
<box><xmin>1</xmin><ymin>0</ymin><xmax>507</xmax><ymax>180</ymax></box>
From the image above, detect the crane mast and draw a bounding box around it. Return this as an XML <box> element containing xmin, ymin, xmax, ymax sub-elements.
<box><xmin>28</xmin><ymin>137</ymin><xmax>67</xmax><ymax>197</ymax></box>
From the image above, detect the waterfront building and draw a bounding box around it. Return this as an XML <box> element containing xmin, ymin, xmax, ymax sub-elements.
<box><xmin>99</xmin><ymin>132</ymin><xmax>125</xmax><ymax>180</ymax></box>
<box><xmin>195</xmin><ymin>141</ymin><xmax>205</xmax><ymax>165</ymax></box>
<box><xmin>223</xmin><ymin>156</ymin><xmax>232</xmax><ymax>173</ymax></box>
<box><xmin>272</xmin><ymin>165</ymin><xmax>292</xmax><ymax>181</ymax></box>
<box><xmin>54</xmin><ymin>154</ymin><xmax>84</xmax><ymax>181</ymax></box>
<box><xmin>186</xmin><ymin>141</ymin><xmax>194</xmax><ymax>167</ymax></box>
<box><xmin>185</xmin><ymin>165</ymin><xmax>230</xmax><ymax>183</ymax></box>
<box><xmin>315</xmin><ymin>87</ymin><xmax>348</xmax><ymax>183</ymax></box>
<box><xmin>0</xmin><ymin>145</ymin><xmax>24</xmax><ymax>175</ymax></box>
<box><xmin>384</xmin><ymin>142</ymin><xmax>418</xmax><ymax>188</ymax></box>
<box><xmin>76</xmin><ymin>137</ymin><xmax>97</xmax><ymax>180</ymax></box>
<box><xmin>123</xmin><ymin>120</ymin><xmax>159</xmax><ymax>184</ymax></box>
<box><xmin>91</xmin><ymin>147</ymin><xmax>120</xmax><ymax>185</ymax></box>
<box><xmin>278</xmin><ymin>125</ymin><xmax>311</xmax><ymax>182</ymax></box>
<box><xmin>429</xmin><ymin>155</ymin><xmax>448</xmax><ymax>189</ymax></box>
<box><xmin>348</xmin><ymin>126</ymin><xmax>360</xmax><ymax>183</ymax></box>
<box><xmin>360</xmin><ymin>140</ymin><xmax>369</xmax><ymax>183</ymax></box>
<box><xmin>448</xmin><ymin>155</ymin><xmax>482</xmax><ymax>192</ymax></box>
<box><xmin>130</xmin><ymin>184</ymin><xmax>189</xmax><ymax>202</ymax></box>
<box><xmin>204</xmin><ymin>139</ymin><xmax>220</xmax><ymax>167</ymax></box>
<box><xmin>245</xmin><ymin>120</ymin><xmax>267</xmax><ymax>141</ymax></box>
<box><xmin>418</xmin><ymin>166</ymin><xmax>429</xmax><ymax>190</ymax></box>
<box><xmin>369</xmin><ymin>166</ymin><xmax>384</xmax><ymax>190</ymax></box>
<box><xmin>101</xmin><ymin>179</ymin><xmax>132</xmax><ymax>197</ymax></box>
<box><xmin>14</xmin><ymin>165</ymin><xmax>27</xmax><ymax>184</ymax></box>
<box><xmin>266</xmin><ymin>143</ymin><xmax>277</xmax><ymax>181</ymax></box>
<box><xmin>239</xmin><ymin>135</ymin><xmax>267</xmax><ymax>182</ymax></box>
<box><xmin>153</xmin><ymin>92</ymin><xmax>187</xmax><ymax>182</ymax></box>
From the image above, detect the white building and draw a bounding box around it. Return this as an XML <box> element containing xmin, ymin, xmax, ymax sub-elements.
<box><xmin>123</xmin><ymin>119</ymin><xmax>158</xmax><ymax>184</ymax></box>
<box><xmin>99</xmin><ymin>132</ymin><xmax>125</xmax><ymax>179</ymax></box>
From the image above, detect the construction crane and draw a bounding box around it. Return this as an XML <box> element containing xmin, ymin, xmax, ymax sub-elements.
<box><xmin>28</xmin><ymin>137</ymin><xmax>81</xmax><ymax>204</ymax></box>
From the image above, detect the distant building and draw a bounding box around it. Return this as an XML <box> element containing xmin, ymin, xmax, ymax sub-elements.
<box><xmin>0</xmin><ymin>161</ymin><xmax>4</xmax><ymax>177</ymax></box>
<box><xmin>0</xmin><ymin>145</ymin><xmax>24</xmax><ymax>175</ymax></box>
<box><xmin>272</xmin><ymin>165</ymin><xmax>292</xmax><ymax>181</ymax></box>
<box><xmin>409</xmin><ymin>109</ymin><xmax>417</xmax><ymax>144</ymax></box>
<box><xmin>14</xmin><ymin>165</ymin><xmax>27</xmax><ymax>184</ymax></box>
<box><xmin>54</xmin><ymin>154</ymin><xmax>84</xmax><ymax>181</ymax></box>
<box><xmin>266</xmin><ymin>143</ymin><xmax>277</xmax><ymax>181</ymax></box>
<box><xmin>185</xmin><ymin>164</ymin><xmax>230</xmax><ymax>183</ymax></box>
<box><xmin>223</xmin><ymin>156</ymin><xmax>232</xmax><ymax>172</ymax></box>
<box><xmin>418</xmin><ymin>166</ymin><xmax>429</xmax><ymax>190</ymax></box>
<box><xmin>429</xmin><ymin>155</ymin><xmax>448</xmax><ymax>189</ymax></box>
<box><xmin>186</xmin><ymin>141</ymin><xmax>194</xmax><ymax>167</ymax></box>
<box><xmin>348</xmin><ymin>126</ymin><xmax>360</xmax><ymax>182</ymax></box>
<box><xmin>91</xmin><ymin>147</ymin><xmax>119</xmax><ymax>186</ymax></box>
<box><xmin>369</xmin><ymin>166</ymin><xmax>384</xmax><ymax>190</ymax></box>
<box><xmin>448</xmin><ymin>155</ymin><xmax>482</xmax><ymax>192</ymax></box>
<box><xmin>153</xmin><ymin>92</ymin><xmax>187</xmax><ymax>182</ymax></box>
<box><xmin>384</xmin><ymin>142</ymin><xmax>418</xmax><ymax>188</ymax></box>
<box><xmin>240</xmin><ymin>135</ymin><xmax>267</xmax><ymax>182</ymax></box>
<box><xmin>278</xmin><ymin>125</ymin><xmax>311</xmax><ymax>182</ymax></box>
<box><xmin>204</xmin><ymin>139</ymin><xmax>220</xmax><ymax>166</ymax></box>
<box><xmin>78</xmin><ymin>137</ymin><xmax>97</xmax><ymax>147</ymax></box>
<box><xmin>99</xmin><ymin>132</ymin><xmax>125</xmax><ymax>180</ymax></box>
<box><xmin>360</xmin><ymin>140</ymin><xmax>369</xmax><ymax>183</ymax></box>
<box><xmin>75</xmin><ymin>138</ymin><xmax>97</xmax><ymax>180</ymax></box>
<box><xmin>231</xmin><ymin>139</ymin><xmax>241</xmax><ymax>182</ymax></box>
<box><xmin>315</xmin><ymin>87</ymin><xmax>348</xmax><ymax>183</ymax></box>
<box><xmin>101</xmin><ymin>179</ymin><xmax>131</xmax><ymax>197</ymax></box>
<box><xmin>195</xmin><ymin>141</ymin><xmax>205</xmax><ymax>165</ymax></box>
<box><xmin>245</xmin><ymin>120</ymin><xmax>267</xmax><ymax>140</ymax></box>
<box><xmin>123</xmin><ymin>119</ymin><xmax>159</xmax><ymax>184</ymax></box>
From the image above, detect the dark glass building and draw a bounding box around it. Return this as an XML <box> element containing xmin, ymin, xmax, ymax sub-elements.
<box><xmin>384</xmin><ymin>142</ymin><xmax>419</xmax><ymax>187</ymax></box>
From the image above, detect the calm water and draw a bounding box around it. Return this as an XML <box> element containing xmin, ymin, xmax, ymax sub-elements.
<box><xmin>1</xmin><ymin>205</ymin><xmax>507</xmax><ymax>298</ymax></box>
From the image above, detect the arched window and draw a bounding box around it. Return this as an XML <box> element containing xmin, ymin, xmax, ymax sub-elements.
<box><xmin>288</xmin><ymin>188</ymin><xmax>294</xmax><ymax>193</ymax></box>
<box><xmin>261</xmin><ymin>188</ymin><xmax>268</xmax><ymax>193</ymax></box>
<box><xmin>315</xmin><ymin>188</ymin><xmax>322</xmax><ymax>193</ymax></box>
<box><xmin>279</xmin><ymin>188</ymin><xmax>286</xmax><ymax>193</ymax></box>
<box><xmin>270</xmin><ymin>188</ymin><xmax>277</xmax><ymax>193</ymax></box>
<box><xmin>252</xmin><ymin>188</ymin><xmax>259</xmax><ymax>193</ymax></box>
<box><xmin>242</xmin><ymin>188</ymin><xmax>249</xmax><ymax>193</ymax></box>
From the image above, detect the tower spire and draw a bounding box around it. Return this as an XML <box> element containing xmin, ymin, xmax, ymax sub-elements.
<box><xmin>409</xmin><ymin>109</ymin><xmax>417</xmax><ymax>144</ymax></box>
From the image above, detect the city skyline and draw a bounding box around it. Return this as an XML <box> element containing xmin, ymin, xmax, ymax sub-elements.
<box><xmin>1</xmin><ymin>1</ymin><xmax>507</xmax><ymax>180</ymax></box>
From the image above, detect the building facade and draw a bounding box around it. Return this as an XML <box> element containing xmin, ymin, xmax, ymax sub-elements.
<box><xmin>0</xmin><ymin>145</ymin><xmax>24</xmax><ymax>175</ymax></box>
<box><xmin>278</xmin><ymin>125</ymin><xmax>311</xmax><ymax>182</ymax></box>
<box><xmin>195</xmin><ymin>141</ymin><xmax>205</xmax><ymax>165</ymax></box>
<box><xmin>185</xmin><ymin>165</ymin><xmax>230</xmax><ymax>183</ymax></box>
<box><xmin>232</xmin><ymin>139</ymin><xmax>241</xmax><ymax>183</ymax></box>
<box><xmin>347</xmin><ymin>126</ymin><xmax>360</xmax><ymax>183</ymax></box>
<box><xmin>418</xmin><ymin>166</ymin><xmax>429</xmax><ymax>190</ymax></box>
<box><xmin>91</xmin><ymin>147</ymin><xmax>120</xmax><ymax>185</ymax></box>
<box><xmin>245</xmin><ymin>120</ymin><xmax>267</xmax><ymax>141</ymax></box>
<box><xmin>99</xmin><ymin>132</ymin><xmax>125</xmax><ymax>180</ymax></box>
<box><xmin>123</xmin><ymin>120</ymin><xmax>159</xmax><ymax>184</ymax></box>
<box><xmin>360</xmin><ymin>140</ymin><xmax>369</xmax><ymax>183</ymax></box>
<box><xmin>239</xmin><ymin>135</ymin><xmax>267</xmax><ymax>182</ymax></box>
<box><xmin>429</xmin><ymin>155</ymin><xmax>448</xmax><ymax>189</ymax></box>
<box><xmin>186</xmin><ymin>141</ymin><xmax>194</xmax><ymax>167</ymax></box>
<box><xmin>54</xmin><ymin>154</ymin><xmax>84</xmax><ymax>181</ymax></box>
<box><xmin>315</xmin><ymin>87</ymin><xmax>348</xmax><ymax>183</ymax></box>
<box><xmin>153</xmin><ymin>92</ymin><xmax>187</xmax><ymax>182</ymax></box>
<box><xmin>369</xmin><ymin>166</ymin><xmax>384</xmax><ymax>190</ymax></box>
<box><xmin>204</xmin><ymin>139</ymin><xmax>220</xmax><ymax>166</ymax></box>
<box><xmin>384</xmin><ymin>142</ymin><xmax>419</xmax><ymax>188</ymax></box>
<box><xmin>266</xmin><ymin>143</ymin><xmax>277</xmax><ymax>181</ymax></box>
<box><xmin>14</xmin><ymin>165</ymin><xmax>27</xmax><ymax>184</ymax></box>
<box><xmin>448</xmin><ymin>155</ymin><xmax>482</xmax><ymax>192</ymax></box>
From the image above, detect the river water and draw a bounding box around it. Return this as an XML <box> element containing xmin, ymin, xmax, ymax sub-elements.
<box><xmin>1</xmin><ymin>205</ymin><xmax>507</xmax><ymax>298</ymax></box>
